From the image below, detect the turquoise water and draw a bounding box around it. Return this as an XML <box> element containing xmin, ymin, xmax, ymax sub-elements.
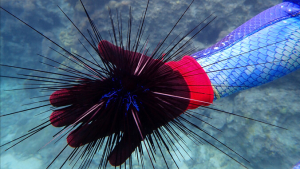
<box><xmin>1</xmin><ymin>0</ymin><xmax>299</xmax><ymax>168</ymax></box>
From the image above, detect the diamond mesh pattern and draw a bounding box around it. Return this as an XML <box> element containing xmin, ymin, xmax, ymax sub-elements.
<box><xmin>193</xmin><ymin>2</ymin><xmax>300</xmax><ymax>60</ymax></box>
<box><xmin>192</xmin><ymin>2</ymin><xmax>300</xmax><ymax>99</ymax></box>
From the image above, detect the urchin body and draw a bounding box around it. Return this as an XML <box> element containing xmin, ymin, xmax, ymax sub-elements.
<box><xmin>50</xmin><ymin>40</ymin><xmax>192</xmax><ymax>166</ymax></box>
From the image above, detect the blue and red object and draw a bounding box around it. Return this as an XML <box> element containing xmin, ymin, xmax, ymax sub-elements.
<box><xmin>48</xmin><ymin>0</ymin><xmax>300</xmax><ymax>166</ymax></box>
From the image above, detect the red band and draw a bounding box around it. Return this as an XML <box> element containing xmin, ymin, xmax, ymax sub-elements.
<box><xmin>165</xmin><ymin>56</ymin><xmax>214</xmax><ymax>110</ymax></box>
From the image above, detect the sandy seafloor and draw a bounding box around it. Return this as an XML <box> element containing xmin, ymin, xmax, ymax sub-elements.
<box><xmin>1</xmin><ymin>0</ymin><xmax>300</xmax><ymax>168</ymax></box>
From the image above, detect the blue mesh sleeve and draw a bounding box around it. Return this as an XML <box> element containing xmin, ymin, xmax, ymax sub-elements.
<box><xmin>192</xmin><ymin>1</ymin><xmax>300</xmax><ymax>100</ymax></box>
<box><xmin>284</xmin><ymin>0</ymin><xmax>300</xmax><ymax>6</ymax></box>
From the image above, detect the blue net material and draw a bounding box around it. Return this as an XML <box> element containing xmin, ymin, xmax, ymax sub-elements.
<box><xmin>284</xmin><ymin>0</ymin><xmax>300</xmax><ymax>6</ymax></box>
<box><xmin>192</xmin><ymin>2</ymin><xmax>300</xmax><ymax>100</ymax></box>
